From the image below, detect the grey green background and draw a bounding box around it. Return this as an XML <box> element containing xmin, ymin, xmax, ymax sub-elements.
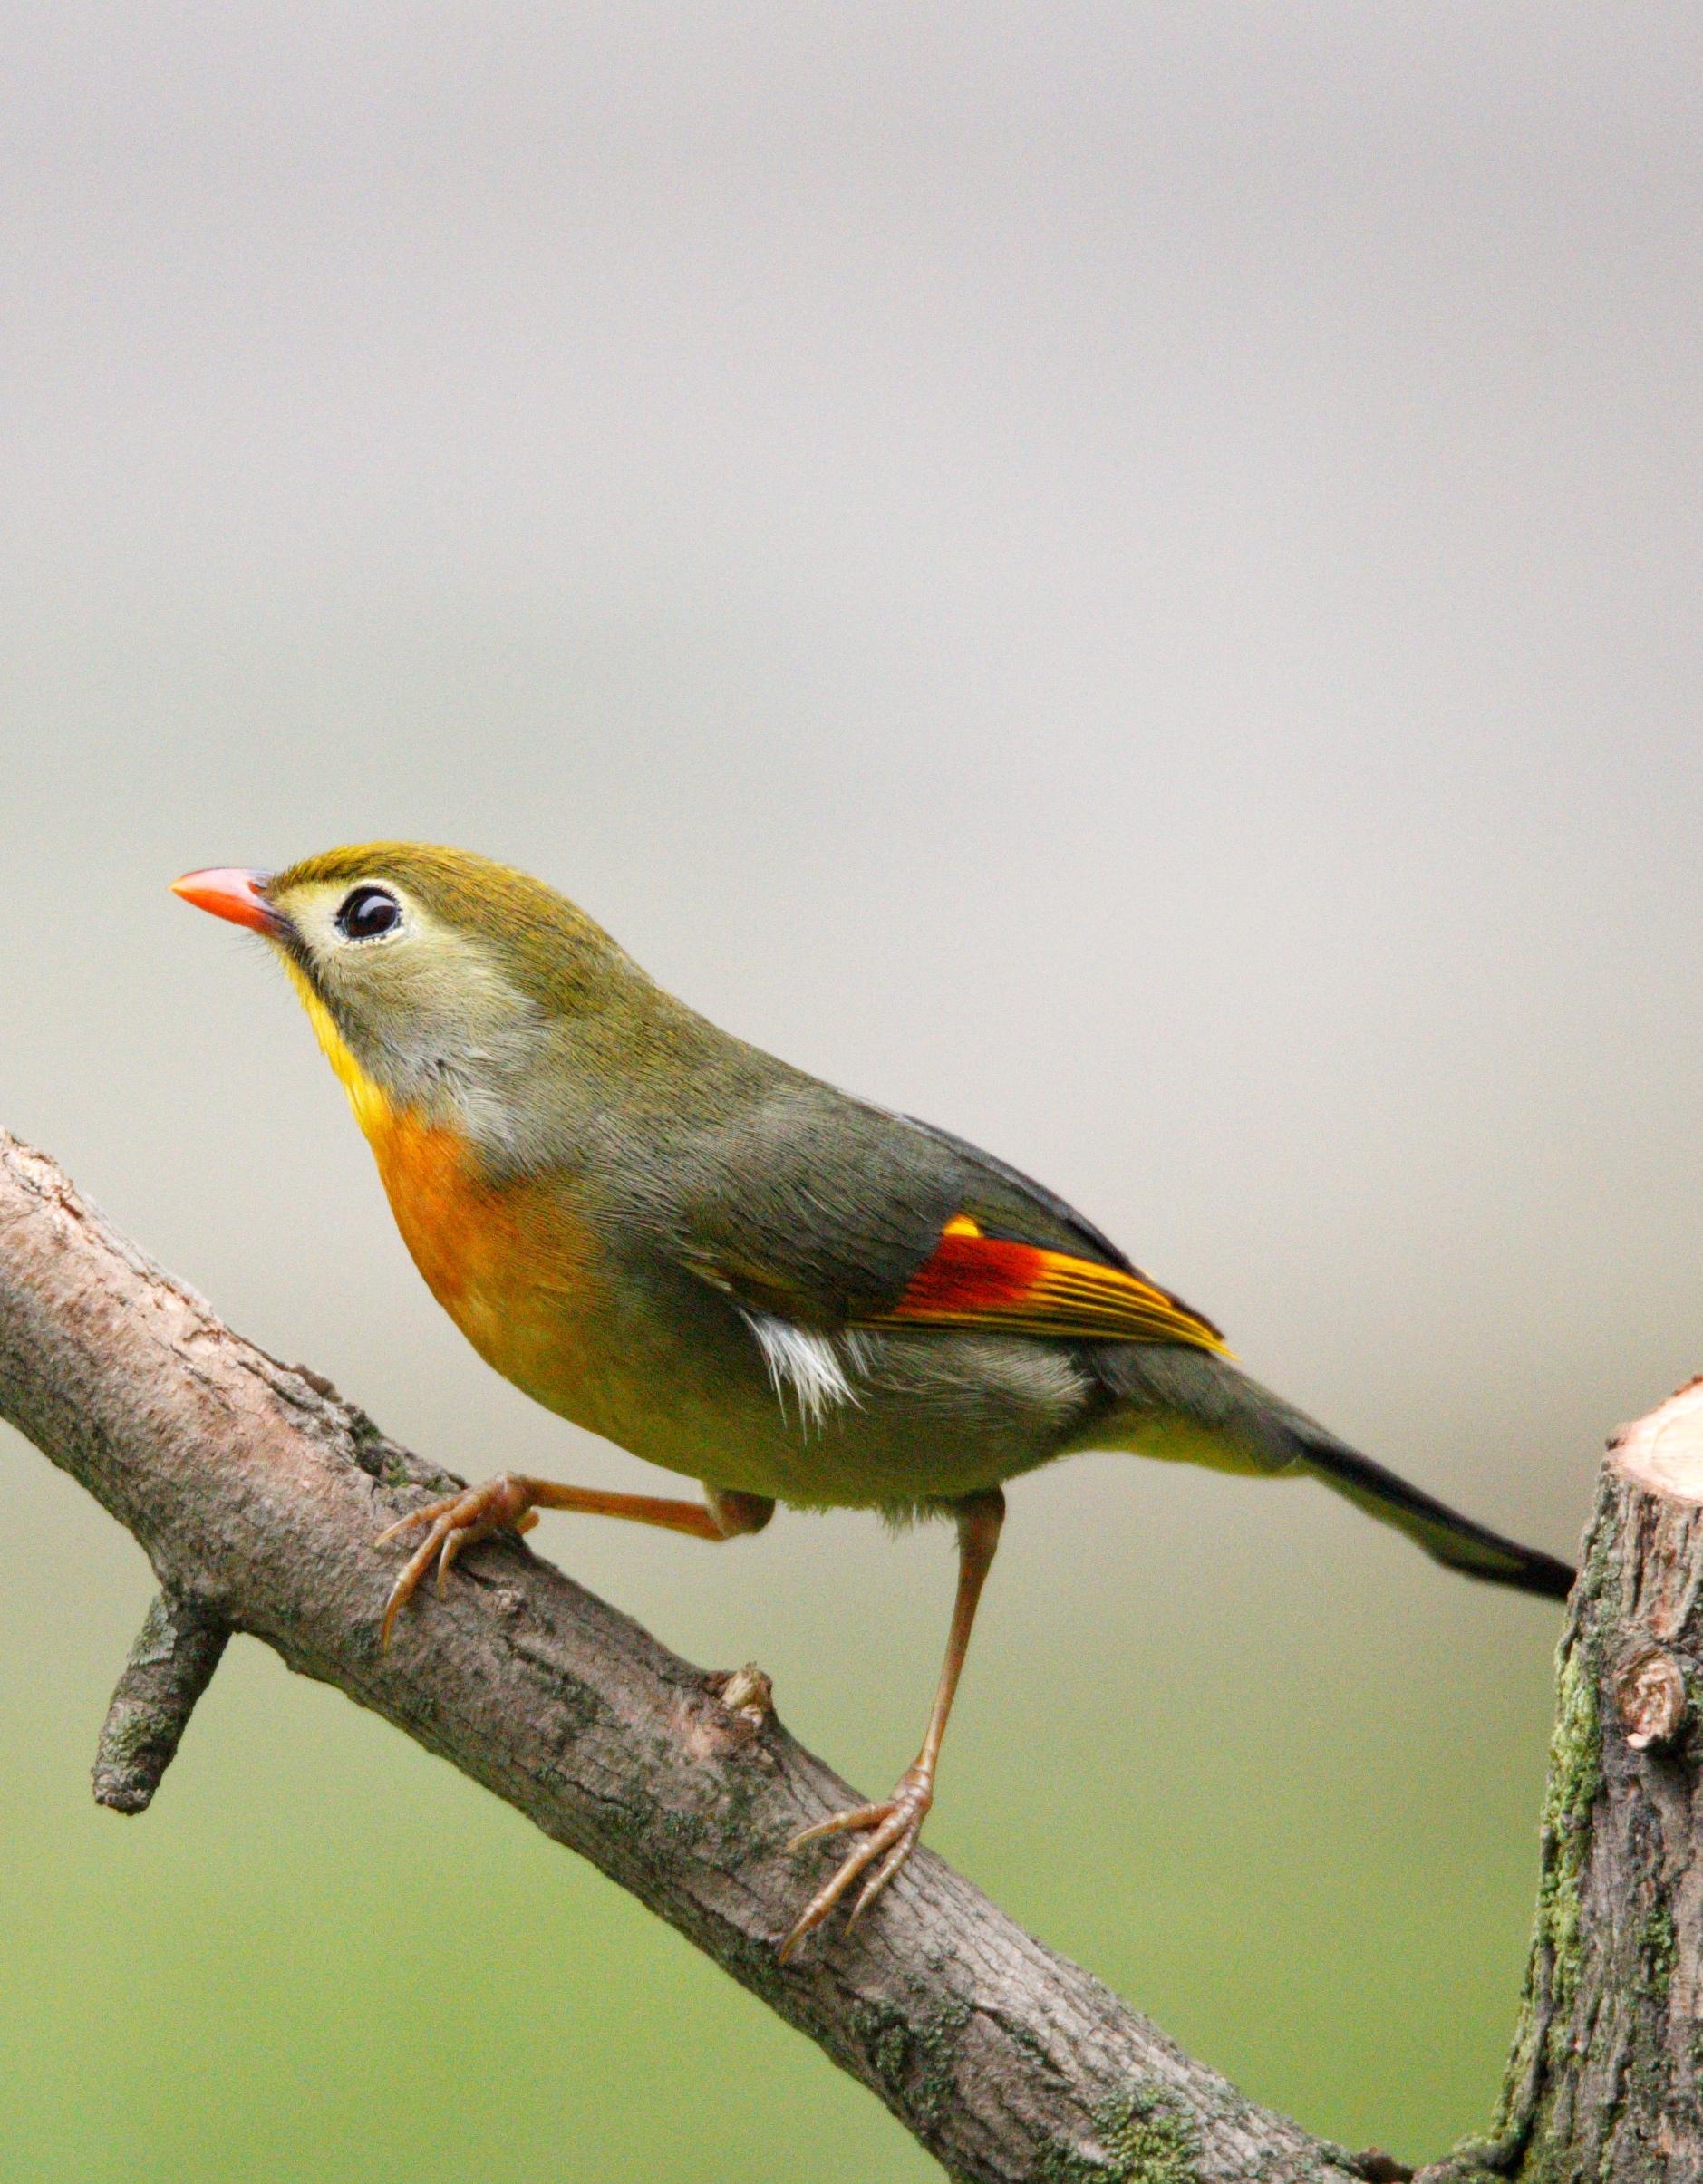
<box><xmin>2</xmin><ymin>7</ymin><xmax>1698</xmax><ymax>2179</ymax></box>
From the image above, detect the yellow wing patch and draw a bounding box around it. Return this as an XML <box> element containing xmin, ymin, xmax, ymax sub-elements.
<box><xmin>860</xmin><ymin>1214</ymin><xmax>1230</xmax><ymax>1354</ymax></box>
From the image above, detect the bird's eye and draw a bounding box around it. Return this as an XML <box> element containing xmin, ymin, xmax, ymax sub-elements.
<box><xmin>335</xmin><ymin>886</ymin><xmax>402</xmax><ymax>941</ymax></box>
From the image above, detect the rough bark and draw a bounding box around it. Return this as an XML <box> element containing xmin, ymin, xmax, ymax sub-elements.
<box><xmin>1476</xmin><ymin>1380</ymin><xmax>1703</xmax><ymax>2184</ymax></box>
<box><xmin>92</xmin><ymin>1585</ymin><xmax>230</xmax><ymax>1812</ymax></box>
<box><xmin>0</xmin><ymin>1128</ymin><xmax>1392</xmax><ymax>2184</ymax></box>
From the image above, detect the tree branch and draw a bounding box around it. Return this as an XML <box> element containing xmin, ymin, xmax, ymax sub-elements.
<box><xmin>0</xmin><ymin>1127</ymin><xmax>1524</xmax><ymax>2180</ymax></box>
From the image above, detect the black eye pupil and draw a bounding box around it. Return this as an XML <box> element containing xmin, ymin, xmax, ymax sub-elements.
<box><xmin>336</xmin><ymin>887</ymin><xmax>401</xmax><ymax>940</ymax></box>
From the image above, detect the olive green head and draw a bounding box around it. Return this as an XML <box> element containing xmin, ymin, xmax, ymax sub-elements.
<box><xmin>266</xmin><ymin>842</ymin><xmax>640</xmax><ymax>1020</ymax></box>
<box><xmin>174</xmin><ymin>842</ymin><xmax>673</xmax><ymax>1163</ymax></box>
<box><xmin>269</xmin><ymin>844</ymin><xmax>661</xmax><ymax>1116</ymax></box>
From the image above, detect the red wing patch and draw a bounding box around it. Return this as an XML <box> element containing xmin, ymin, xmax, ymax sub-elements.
<box><xmin>857</xmin><ymin>1215</ymin><xmax>1228</xmax><ymax>1353</ymax></box>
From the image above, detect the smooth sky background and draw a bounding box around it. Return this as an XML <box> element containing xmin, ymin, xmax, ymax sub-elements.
<box><xmin>2</xmin><ymin>8</ymin><xmax>1699</xmax><ymax>2179</ymax></box>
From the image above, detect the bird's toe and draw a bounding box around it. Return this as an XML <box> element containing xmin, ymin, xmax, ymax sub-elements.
<box><xmin>778</xmin><ymin>1767</ymin><xmax>934</xmax><ymax>1961</ymax></box>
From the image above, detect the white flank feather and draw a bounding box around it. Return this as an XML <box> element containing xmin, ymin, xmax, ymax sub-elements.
<box><xmin>744</xmin><ymin>1314</ymin><xmax>869</xmax><ymax>1429</ymax></box>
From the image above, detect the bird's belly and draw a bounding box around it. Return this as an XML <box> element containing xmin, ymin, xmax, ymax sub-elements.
<box><xmin>551</xmin><ymin>1315</ymin><xmax>1095</xmax><ymax>1512</ymax></box>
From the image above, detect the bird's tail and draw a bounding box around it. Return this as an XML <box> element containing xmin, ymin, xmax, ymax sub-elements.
<box><xmin>1282</xmin><ymin>1416</ymin><xmax>1575</xmax><ymax>1599</ymax></box>
<box><xmin>1096</xmin><ymin>1348</ymin><xmax>1575</xmax><ymax>1601</ymax></box>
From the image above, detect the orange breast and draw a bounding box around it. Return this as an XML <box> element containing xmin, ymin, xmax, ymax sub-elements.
<box><xmin>365</xmin><ymin>1106</ymin><xmax>598</xmax><ymax>1407</ymax></box>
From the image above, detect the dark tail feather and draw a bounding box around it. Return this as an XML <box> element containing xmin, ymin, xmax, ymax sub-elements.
<box><xmin>1292</xmin><ymin>1425</ymin><xmax>1574</xmax><ymax>1601</ymax></box>
<box><xmin>1092</xmin><ymin>1348</ymin><xmax>1574</xmax><ymax>1600</ymax></box>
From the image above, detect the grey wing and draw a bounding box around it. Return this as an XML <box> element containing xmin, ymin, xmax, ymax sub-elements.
<box><xmin>624</xmin><ymin>1080</ymin><xmax>969</xmax><ymax>1327</ymax></box>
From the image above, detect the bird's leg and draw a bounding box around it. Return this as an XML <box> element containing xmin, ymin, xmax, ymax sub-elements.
<box><xmin>779</xmin><ymin>1484</ymin><xmax>1004</xmax><ymax>1962</ymax></box>
<box><xmin>375</xmin><ymin>1478</ymin><xmax>773</xmax><ymax>1651</ymax></box>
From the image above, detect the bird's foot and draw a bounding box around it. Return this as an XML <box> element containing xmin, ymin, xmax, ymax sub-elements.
<box><xmin>374</xmin><ymin>1474</ymin><xmax>540</xmax><ymax>1651</ymax></box>
<box><xmin>779</xmin><ymin>1762</ymin><xmax>934</xmax><ymax>1961</ymax></box>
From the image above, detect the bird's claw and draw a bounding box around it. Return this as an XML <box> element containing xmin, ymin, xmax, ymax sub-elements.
<box><xmin>778</xmin><ymin>1764</ymin><xmax>934</xmax><ymax>1961</ymax></box>
<box><xmin>374</xmin><ymin>1474</ymin><xmax>537</xmax><ymax>1651</ymax></box>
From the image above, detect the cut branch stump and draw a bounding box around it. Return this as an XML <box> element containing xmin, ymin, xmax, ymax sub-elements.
<box><xmin>1478</xmin><ymin>1382</ymin><xmax>1703</xmax><ymax>2184</ymax></box>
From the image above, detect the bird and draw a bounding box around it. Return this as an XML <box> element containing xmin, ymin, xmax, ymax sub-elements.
<box><xmin>172</xmin><ymin>843</ymin><xmax>1573</xmax><ymax>1958</ymax></box>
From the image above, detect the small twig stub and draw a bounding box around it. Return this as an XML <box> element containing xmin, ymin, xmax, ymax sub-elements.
<box><xmin>92</xmin><ymin>1589</ymin><xmax>230</xmax><ymax>1814</ymax></box>
<box><xmin>1615</xmin><ymin>1641</ymin><xmax>1689</xmax><ymax>1754</ymax></box>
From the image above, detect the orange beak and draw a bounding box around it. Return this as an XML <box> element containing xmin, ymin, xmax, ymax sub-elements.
<box><xmin>170</xmin><ymin>867</ymin><xmax>282</xmax><ymax>934</ymax></box>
